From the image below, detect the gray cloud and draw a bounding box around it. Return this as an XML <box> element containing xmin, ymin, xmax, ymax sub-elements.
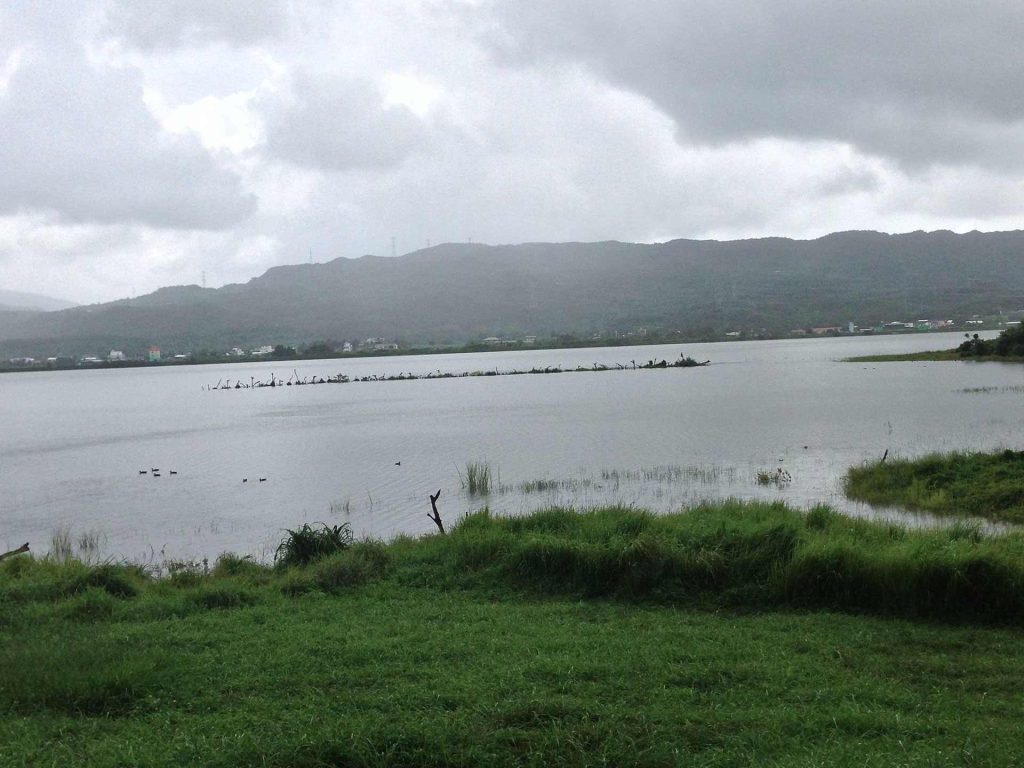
<box><xmin>103</xmin><ymin>0</ymin><xmax>292</xmax><ymax>50</ymax></box>
<box><xmin>0</xmin><ymin>47</ymin><xmax>256</xmax><ymax>229</ymax></box>
<box><xmin>482</xmin><ymin>1</ymin><xmax>1024</xmax><ymax>168</ymax></box>
<box><xmin>262</xmin><ymin>71</ymin><xmax>431</xmax><ymax>171</ymax></box>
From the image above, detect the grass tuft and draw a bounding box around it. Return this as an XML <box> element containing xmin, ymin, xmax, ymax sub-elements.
<box><xmin>275</xmin><ymin>522</ymin><xmax>353</xmax><ymax>568</ymax></box>
<box><xmin>463</xmin><ymin>460</ymin><xmax>494</xmax><ymax>496</ymax></box>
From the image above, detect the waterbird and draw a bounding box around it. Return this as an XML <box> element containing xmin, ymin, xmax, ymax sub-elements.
<box><xmin>169</xmin><ymin>470</ymin><xmax>177</xmax><ymax>475</ymax></box>
<box><xmin>243</xmin><ymin>478</ymin><xmax>248</xmax><ymax>483</ymax></box>
<box><xmin>259</xmin><ymin>477</ymin><xmax>267</xmax><ymax>482</ymax></box>
<box><xmin>139</xmin><ymin>470</ymin><xmax>147</xmax><ymax>475</ymax></box>
<box><xmin>153</xmin><ymin>472</ymin><xmax>161</xmax><ymax>477</ymax></box>
<box><xmin>395</xmin><ymin>461</ymin><xmax>401</xmax><ymax>466</ymax></box>
<box><xmin>151</xmin><ymin>468</ymin><xmax>159</xmax><ymax>473</ymax></box>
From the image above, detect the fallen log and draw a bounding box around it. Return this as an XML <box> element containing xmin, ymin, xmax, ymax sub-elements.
<box><xmin>0</xmin><ymin>542</ymin><xmax>29</xmax><ymax>562</ymax></box>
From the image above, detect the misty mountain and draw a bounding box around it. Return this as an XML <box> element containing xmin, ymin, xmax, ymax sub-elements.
<box><xmin>1</xmin><ymin>230</ymin><xmax>1022</xmax><ymax>357</ymax></box>
<box><xmin>0</xmin><ymin>288</ymin><xmax>77</xmax><ymax>313</ymax></box>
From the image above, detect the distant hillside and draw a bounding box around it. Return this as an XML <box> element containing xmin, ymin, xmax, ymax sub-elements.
<box><xmin>1</xmin><ymin>230</ymin><xmax>1023</xmax><ymax>357</ymax></box>
<box><xmin>0</xmin><ymin>288</ymin><xmax>77</xmax><ymax>313</ymax></box>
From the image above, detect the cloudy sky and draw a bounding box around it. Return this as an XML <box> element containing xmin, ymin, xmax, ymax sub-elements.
<box><xmin>2</xmin><ymin>1</ymin><xmax>1023</xmax><ymax>304</ymax></box>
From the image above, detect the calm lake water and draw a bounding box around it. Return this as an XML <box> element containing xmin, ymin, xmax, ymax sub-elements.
<box><xmin>2</xmin><ymin>331</ymin><xmax>1019</xmax><ymax>562</ymax></box>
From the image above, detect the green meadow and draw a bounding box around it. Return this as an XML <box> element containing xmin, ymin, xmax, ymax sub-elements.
<box><xmin>3</xmin><ymin>502</ymin><xmax>1024</xmax><ymax>767</ymax></box>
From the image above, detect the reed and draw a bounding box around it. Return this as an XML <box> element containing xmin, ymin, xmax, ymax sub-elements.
<box><xmin>463</xmin><ymin>461</ymin><xmax>494</xmax><ymax>496</ymax></box>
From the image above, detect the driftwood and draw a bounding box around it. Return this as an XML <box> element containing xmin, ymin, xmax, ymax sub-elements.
<box><xmin>427</xmin><ymin>490</ymin><xmax>445</xmax><ymax>534</ymax></box>
<box><xmin>0</xmin><ymin>542</ymin><xmax>29</xmax><ymax>562</ymax></box>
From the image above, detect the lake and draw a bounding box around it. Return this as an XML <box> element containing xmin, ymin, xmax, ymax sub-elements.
<box><xmin>2</xmin><ymin>331</ymin><xmax>1020</xmax><ymax>563</ymax></box>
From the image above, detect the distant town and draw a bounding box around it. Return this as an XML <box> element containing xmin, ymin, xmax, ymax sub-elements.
<box><xmin>1</xmin><ymin>312</ymin><xmax>1013</xmax><ymax>372</ymax></box>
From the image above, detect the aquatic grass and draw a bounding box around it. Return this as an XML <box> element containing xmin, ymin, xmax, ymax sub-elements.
<box><xmin>755</xmin><ymin>467</ymin><xmax>792</xmax><ymax>486</ymax></box>
<box><xmin>462</xmin><ymin>461</ymin><xmax>494</xmax><ymax>496</ymax></box>
<box><xmin>601</xmin><ymin>464</ymin><xmax>736</xmax><ymax>484</ymax></box>
<box><xmin>845</xmin><ymin>449</ymin><xmax>1024</xmax><ymax>523</ymax></box>
<box><xmin>518</xmin><ymin>477</ymin><xmax>595</xmax><ymax>493</ymax></box>
<box><xmin>275</xmin><ymin>522</ymin><xmax>354</xmax><ymax>568</ymax></box>
<box><xmin>49</xmin><ymin>525</ymin><xmax>74</xmax><ymax>562</ymax></box>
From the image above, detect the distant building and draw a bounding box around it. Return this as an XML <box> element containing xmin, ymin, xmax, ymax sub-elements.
<box><xmin>251</xmin><ymin>345</ymin><xmax>275</xmax><ymax>355</ymax></box>
<box><xmin>108</xmin><ymin>350</ymin><xmax>125</xmax><ymax>361</ymax></box>
<box><xmin>227</xmin><ymin>347</ymin><xmax>245</xmax><ymax>357</ymax></box>
<box><xmin>342</xmin><ymin>341</ymin><xmax>353</xmax><ymax>353</ymax></box>
<box><xmin>148</xmin><ymin>346</ymin><xmax>161</xmax><ymax>362</ymax></box>
<box><xmin>523</xmin><ymin>336</ymin><xmax>537</xmax><ymax>344</ymax></box>
<box><xmin>482</xmin><ymin>337</ymin><xmax>501</xmax><ymax>345</ymax></box>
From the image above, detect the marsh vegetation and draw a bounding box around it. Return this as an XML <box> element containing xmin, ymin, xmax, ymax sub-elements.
<box><xmin>845</xmin><ymin>449</ymin><xmax>1024</xmax><ymax>524</ymax></box>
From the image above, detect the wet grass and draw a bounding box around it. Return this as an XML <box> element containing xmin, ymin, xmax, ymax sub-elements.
<box><xmin>845</xmin><ymin>450</ymin><xmax>1024</xmax><ymax>524</ymax></box>
<box><xmin>274</xmin><ymin>522</ymin><xmax>354</xmax><ymax>567</ymax></box>
<box><xmin>5</xmin><ymin>504</ymin><xmax>1024</xmax><ymax>765</ymax></box>
<box><xmin>461</xmin><ymin>461</ymin><xmax>494</xmax><ymax>497</ymax></box>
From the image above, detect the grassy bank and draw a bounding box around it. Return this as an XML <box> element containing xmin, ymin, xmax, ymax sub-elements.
<box><xmin>846</xmin><ymin>450</ymin><xmax>1024</xmax><ymax>524</ymax></box>
<box><xmin>4</xmin><ymin>502</ymin><xmax>1024</xmax><ymax>766</ymax></box>
<box><xmin>845</xmin><ymin>350</ymin><xmax>962</xmax><ymax>362</ymax></box>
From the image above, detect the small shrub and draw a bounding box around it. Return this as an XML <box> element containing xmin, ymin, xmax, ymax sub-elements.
<box><xmin>275</xmin><ymin>522</ymin><xmax>353</xmax><ymax>568</ymax></box>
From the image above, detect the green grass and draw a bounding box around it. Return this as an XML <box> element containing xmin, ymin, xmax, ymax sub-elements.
<box><xmin>4</xmin><ymin>504</ymin><xmax>1024</xmax><ymax>766</ymax></box>
<box><xmin>462</xmin><ymin>461</ymin><xmax>494</xmax><ymax>496</ymax></box>
<box><xmin>274</xmin><ymin>522</ymin><xmax>354</xmax><ymax>567</ymax></box>
<box><xmin>845</xmin><ymin>450</ymin><xmax>1024</xmax><ymax>524</ymax></box>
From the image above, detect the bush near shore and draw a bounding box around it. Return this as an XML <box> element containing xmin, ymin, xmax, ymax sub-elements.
<box><xmin>846</xmin><ymin>449</ymin><xmax>1024</xmax><ymax>524</ymax></box>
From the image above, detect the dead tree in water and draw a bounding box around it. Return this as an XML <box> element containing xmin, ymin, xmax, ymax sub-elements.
<box><xmin>427</xmin><ymin>490</ymin><xmax>445</xmax><ymax>534</ymax></box>
<box><xmin>0</xmin><ymin>543</ymin><xmax>29</xmax><ymax>562</ymax></box>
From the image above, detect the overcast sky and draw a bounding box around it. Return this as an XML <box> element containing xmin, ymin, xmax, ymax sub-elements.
<box><xmin>2</xmin><ymin>0</ymin><xmax>1023</xmax><ymax>304</ymax></box>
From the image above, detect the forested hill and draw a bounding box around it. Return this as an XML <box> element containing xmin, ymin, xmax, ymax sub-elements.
<box><xmin>1</xmin><ymin>229</ymin><xmax>1023</xmax><ymax>357</ymax></box>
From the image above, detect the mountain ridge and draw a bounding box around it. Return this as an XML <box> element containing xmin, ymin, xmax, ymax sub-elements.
<box><xmin>2</xmin><ymin>229</ymin><xmax>1023</xmax><ymax>357</ymax></box>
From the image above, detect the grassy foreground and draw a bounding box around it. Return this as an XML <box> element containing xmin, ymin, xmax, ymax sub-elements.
<box><xmin>4</xmin><ymin>502</ymin><xmax>1024</xmax><ymax>767</ymax></box>
<box><xmin>846</xmin><ymin>450</ymin><xmax>1024</xmax><ymax>524</ymax></box>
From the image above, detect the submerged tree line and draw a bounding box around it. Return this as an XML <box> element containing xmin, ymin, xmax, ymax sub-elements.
<box><xmin>204</xmin><ymin>354</ymin><xmax>710</xmax><ymax>390</ymax></box>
